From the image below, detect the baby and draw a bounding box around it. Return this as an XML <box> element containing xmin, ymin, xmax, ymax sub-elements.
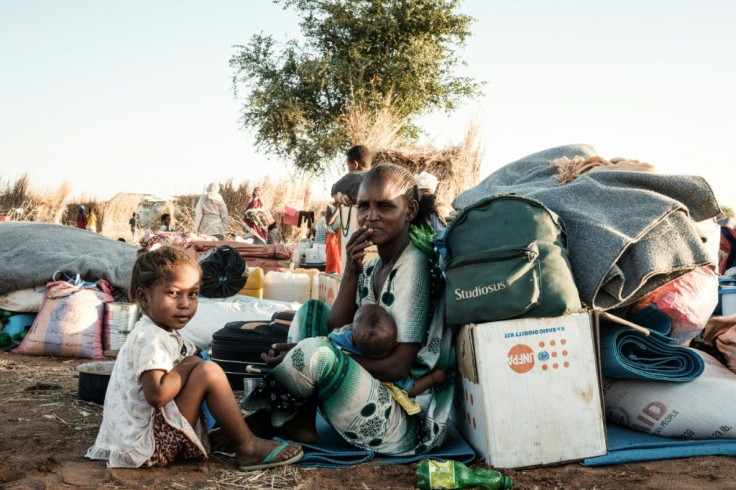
<box><xmin>328</xmin><ymin>303</ymin><xmax>446</xmax><ymax>400</ymax></box>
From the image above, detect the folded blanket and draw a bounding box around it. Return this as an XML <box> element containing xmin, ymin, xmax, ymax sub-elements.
<box><xmin>452</xmin><ymin>144</ymin><xmax>721</xmax><ymax>310</ymax></box>
<box><xmin>0</xmin><ymin>222</ymin><xmax>138</xmax><ymax>296</ymax></box>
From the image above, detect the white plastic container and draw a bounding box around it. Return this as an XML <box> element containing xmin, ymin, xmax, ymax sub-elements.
<box><xmin>720</xmin><ymin>286</ymin><xmax>736</xmax><ymax>316</ymax></box>
<box><xmin>293</xmin><ymin>239</ymin><xmax>314</xmax><ymax>268</ymax></box>
<box><xmin>263</xmin><ymin>271</ymin><xmax>311</xmax><ymax>303</ymax></box>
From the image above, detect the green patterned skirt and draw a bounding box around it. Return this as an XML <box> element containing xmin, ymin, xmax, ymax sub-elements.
<box><xmin>241</xmin><ymin>300</ymin><xmax>440</xmax><ymax>455</ymax></box>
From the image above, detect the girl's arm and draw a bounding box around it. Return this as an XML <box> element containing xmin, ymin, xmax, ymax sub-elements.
<box><xmin>140</xmin><ymin>356</ymin><xmax>203</xmax><ymax>408</ymax></box>
<box><xmin>353</xmin><ymin>343</ymin><xmax>420</xmax><ymax>382</ymax></box>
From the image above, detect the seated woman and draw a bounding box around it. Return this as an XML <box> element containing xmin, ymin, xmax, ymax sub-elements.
<box><xmin>242</xmin><ymin>163</ymin><xmax>454</xmax><ymax>456</ymax></box>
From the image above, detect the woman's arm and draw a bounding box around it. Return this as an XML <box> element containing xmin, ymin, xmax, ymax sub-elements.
<box><xmin>327</xmin><ymin>225</ymin><xmax>374</xmax><ymax>329</ymax></box>
<box><xmin>140</xmin><ymin>356</ymin><xmax>203</xmax><ymax>408</ymax></box>
<box><xmin>353</xmin><ymin>343</ymin><xmax>420</xmax><ymax>382</ymax></box>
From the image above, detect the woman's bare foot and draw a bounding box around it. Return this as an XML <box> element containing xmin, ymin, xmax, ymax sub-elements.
<box><xmin>283</xmin><ymin>401</ymin><xmax>318</xmax><ymax>443</ymax></box>
<box><xmin>244</xmin><ymin>410</ymin><xmax>279</xmax><ymax>439</ymax></box>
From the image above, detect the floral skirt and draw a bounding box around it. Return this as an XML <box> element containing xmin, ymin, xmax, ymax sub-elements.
<box><xmin>145</xmin><ymin>410</ymin><xmax>208</xmax><ymax>467</ymax></box>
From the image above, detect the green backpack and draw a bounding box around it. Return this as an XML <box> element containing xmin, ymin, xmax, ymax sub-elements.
<box><xmin>438</xmin><ymin>194</ymin><xmax>582</xmax><ymax>327</ymax></box>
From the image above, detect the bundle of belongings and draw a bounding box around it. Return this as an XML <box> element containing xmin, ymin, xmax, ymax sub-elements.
<box><xmin>445</xmin><ymin>144</ymin><xmax>736</xmax><ymax>440</ymax></box>
<box><xmin>0</xmin><ymin>223</ymin><xmax>299</xmax><ymax>363</ymax></box>
<box><xmin>0</xmin><ymin>223</ymin><xmax>138</xmax><ymax>358</ymax></box>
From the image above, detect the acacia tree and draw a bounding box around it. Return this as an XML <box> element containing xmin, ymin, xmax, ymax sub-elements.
<box><xmin>230</xmin><ymin>0</ymin><xmax>483</xmax><ymax>174</ymax></box>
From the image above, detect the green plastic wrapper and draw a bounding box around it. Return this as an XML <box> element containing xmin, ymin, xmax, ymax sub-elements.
<box><xmin>416</xmin><ymin>459</ymin><xmax>513</xmax><ymax>490</ymax></box>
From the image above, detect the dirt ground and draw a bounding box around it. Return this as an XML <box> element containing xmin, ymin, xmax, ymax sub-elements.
<box><xmin>1</xmin><ymin>351</ymin><xmax>736</xmax><ymax>490</ymax></box>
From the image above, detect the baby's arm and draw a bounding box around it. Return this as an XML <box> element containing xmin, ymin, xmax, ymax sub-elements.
<box><xmin>407</xmin><ymin>367</ymin><xmax>447</xmax><ymax>397</ymax></box>
<box><xmin>140</xmin><ymin>356</ymin><xmax>203</xmax><ymax>408</ymax></box>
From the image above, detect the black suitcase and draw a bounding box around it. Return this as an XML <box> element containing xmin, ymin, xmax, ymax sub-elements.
<box><xmin>210</xmin><ymin>311</ymin><xmax>294</xmax><ymax>390</ymax></box>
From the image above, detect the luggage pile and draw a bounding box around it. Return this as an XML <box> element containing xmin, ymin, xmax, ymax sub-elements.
<box><xmin>443</xmin><ymin>144</ymin><xmax>733</xmax><ymax>468</ymax></box>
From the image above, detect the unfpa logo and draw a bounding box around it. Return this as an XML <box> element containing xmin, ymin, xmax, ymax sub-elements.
<box><xmin>507</xmin><ymin>344</ymin><xmax>535</xmax><ymax>373</ymax></box>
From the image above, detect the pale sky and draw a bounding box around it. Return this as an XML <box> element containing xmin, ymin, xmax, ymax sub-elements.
<box><xmin>1</xmin><ymin>1</ymin><xmax>734</xmax><ymax>209</ymax></box>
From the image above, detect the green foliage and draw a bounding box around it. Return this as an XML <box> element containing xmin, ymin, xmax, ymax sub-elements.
<box><xmin>230</xmin><ymin>0</ymin><xmax>483</xmax><ymax>174</ymax></box>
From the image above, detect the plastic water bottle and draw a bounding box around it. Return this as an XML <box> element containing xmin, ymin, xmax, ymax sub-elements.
<box><xmin>416</xmin><ymin>459</ymin><xmax>513</xmax><ymax>490</ymax></box>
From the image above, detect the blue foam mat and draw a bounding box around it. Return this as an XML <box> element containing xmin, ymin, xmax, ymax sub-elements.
<box><xmin>584</xmin><ymin>424</ymin><xmax>736</xmax><ymax>466</ymax></box>
<box><xmin>295</xmin><ymin>413</ymin><xmax>475</xmax><ymax>468</ymax></box>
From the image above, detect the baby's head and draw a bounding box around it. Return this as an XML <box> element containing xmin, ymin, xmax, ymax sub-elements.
<box><xmin>352</xmin><ymin>304</ymin><xmax>397</xmax><ymax>359</ymax></box>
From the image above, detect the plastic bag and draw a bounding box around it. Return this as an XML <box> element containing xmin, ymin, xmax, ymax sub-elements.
<box><xmin>198</xmin><ymin>245</ymin><xmax>248</xmax><ymax>298</ymax></box>
<box><xmin>631</xmin><ymin>267</ymin><xmax>718</xmax><ymax>345</ymax></box>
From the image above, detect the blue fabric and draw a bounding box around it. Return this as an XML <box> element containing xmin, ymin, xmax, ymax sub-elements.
<box><xmin>295</xmin><ymin>413</ymin><xmax>475</xmax><ymax>468</ymax></box>
<box><xmin>599</xmin><ymin>319</ymin><xmax>704</xmax><ymax>382</ymax></box>
<box><xmin>327</xmin><ymin>328</ymin><xmax>362</xmax><ymax>356</ymax></box>
<box><xmin>584</xmin><ymin>423</ymin><xmax>736</xmax><ymax>466</ymax></box>
<box><xmin>199</xmin><ymin>350</ymin><xmax>217</xmax><ymax>432</ymax></box>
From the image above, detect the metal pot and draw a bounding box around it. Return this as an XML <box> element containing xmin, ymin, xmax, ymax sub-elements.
<box><xmin>77</xmin><ymin>360</ymin><xmax>116</xmax><ymax>405</ymax></box>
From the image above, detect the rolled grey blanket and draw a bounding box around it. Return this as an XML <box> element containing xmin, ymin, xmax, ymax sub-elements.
<box><xmin>0</xmin><ymin>222</ymin><xmax>138</xmax><ymax>295</ymax></box>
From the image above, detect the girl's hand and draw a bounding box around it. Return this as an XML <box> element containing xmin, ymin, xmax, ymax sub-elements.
<box><xmin>261</xmin><ymin>342</ymin><xmax>297</xmax><ymax>365</ymax></box>
<box><xmin>344</xmin><ymin>226</ymin><xmax>373</xmax><ymax>276</ymax></box>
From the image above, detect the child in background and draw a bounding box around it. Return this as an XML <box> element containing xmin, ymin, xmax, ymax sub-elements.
<box><xmin>86</xmin><ymin>246</ymin><xmax>302</xmax><ymax>471</ymax></box>
<box><xmin>160</xmin><ymin>213</ymin><xmax>173</xmax><ymax>232</ymax></box>
<box><xmin>328</xmin><ymin>303</ymin><xmax>446</xmax><ymax>412</ymax></box>
<box><xmin>85</xmin><ymin>207</ymin><xmax>97</xmax><ymax>232</ymax></box>
<box><xmin>129</xmin><ymin>213</ymin><xmax>139</xmax><ymax>242</ymax></box>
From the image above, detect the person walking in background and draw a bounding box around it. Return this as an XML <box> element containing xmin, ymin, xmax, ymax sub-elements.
<box><xmin>76</xmin><ymin>205</ymin><xmax>86</xmax><ymax>229</ymax></box>
<box><xmin>86</xmin><ymin>207</ymin><xmax>97</xmax><ymax>233</ymax></box>
<box><xmin>194</xmin><ymin>182</ymin><xmax>228</xmax><ymax>240</ymax></box>
<box><xmin>129</xmin><ymin>213</ymin><xmax>139</xmax><ymax>242</ymax></box>
<box><xmin>160</xmin><ymin>213</ymin><xmax>173</xmax><ymax>232</ymax></box>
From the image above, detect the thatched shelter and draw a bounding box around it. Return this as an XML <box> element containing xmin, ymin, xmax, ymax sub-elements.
<box><xmin>372</xmin><ymin>125</ymin><xmax>483</xmax><ymax>211</ymax></box>
<box><xmin>344</xmin><ymin>99</ymin><xmax>484</xmax><ymax>211</ymax></box>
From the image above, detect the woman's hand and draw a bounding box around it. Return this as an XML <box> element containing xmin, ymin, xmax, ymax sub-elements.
<box><xmin>261</xmin><ymin>342</ymin><xmax>297</xmax><ymax>365</ymax></box>
<box><xmin>344</xmin><ymin>225</ymin><xmax>373</xmax><ymax>276</ymax></box>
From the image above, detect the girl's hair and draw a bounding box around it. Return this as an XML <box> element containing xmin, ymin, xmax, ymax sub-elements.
<box><xmin>361</xmin><ymin>163</ymin><xmax>438</xmax><ymax>226</ymax></box>
<box><xmin>129</xmin><ymin>246</ymin><xmax>200</xmax><ymax>304</ymax></box>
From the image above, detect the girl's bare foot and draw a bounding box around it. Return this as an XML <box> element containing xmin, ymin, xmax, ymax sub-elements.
<box><xmin>235</xmin><ymin>438</ymin><xmax>303</xmax><ymax>470</ymax></box>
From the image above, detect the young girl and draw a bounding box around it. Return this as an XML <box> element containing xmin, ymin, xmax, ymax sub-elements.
<box><xmin>86</xmin><ymin>246</ymin><xmax>302</xmax><ymax>470</ymax></box>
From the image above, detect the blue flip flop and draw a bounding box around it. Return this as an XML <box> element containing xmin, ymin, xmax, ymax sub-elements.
<box><xmin>238</xmin><ymin>441</ymin><xmax>304</xmax><ymax>472</ymax></box>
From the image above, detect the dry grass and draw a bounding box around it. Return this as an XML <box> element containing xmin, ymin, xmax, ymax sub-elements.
<box><xmin>202</xmin><ymin>466</ymin><xmax>311</xmax><ymax>490</ymax></box>
<box><xmin>0</xmin><ymin>173</ymin><xmax>72</xmax><ymax>223</ymax></box>
<box><xmin>2</xmin><ymin>175</ymin><xmax>326</xmax><ymax>246</ymax></box>
<box><xmin>344</xmin><ymin>98</ymin><xmax>484</xmax><ymax>208</ymax></box>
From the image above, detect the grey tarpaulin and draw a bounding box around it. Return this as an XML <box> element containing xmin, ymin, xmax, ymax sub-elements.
<box><xmin>0</xmin><ymin>222</ymin><xmax>138</xmax><ymax>296</ymax></box>
<box><xmin>452</xmin><ymin>144</ymin><xmax>721</xmax><ymax>310</ymax></box>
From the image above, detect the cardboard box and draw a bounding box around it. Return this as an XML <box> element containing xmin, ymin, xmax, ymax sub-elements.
<box><xmin>318</xmin><ymin>273</ymin><xmax>342</xmax><ymax>307</ymax></box>
<box><xmin>454</xmin><ymin>311</ymin><xmax>606</xmax><ymax>468</ymax></box>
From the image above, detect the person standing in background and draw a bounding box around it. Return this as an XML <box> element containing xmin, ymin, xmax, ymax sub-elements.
<box><xmin>86</xmin><ymin>207</ymin><xmax>97</xmax><ymax>233</ymax></box>
<box><xmin>346</xmin><ymin>144</ymin><xmax>372</xmax><ymax>172</ymax></box>
<box><xmin>76</xmin><ymin>205</ymin><xmax>86</xmax><ymax>229</ymax></box>
<box><xmin>243</xmin><ymin>187</ymin><xmax>268</xmax><ymax>242</ymax></box>
<box><xmin>413</xmin><ymin>171</ymin><xmax>447</xmax><ymax>235</ymax></box>
<box><xmin>129</xmin><ymin>213</ymin><xmax>139</xmax><ymax>242</ymax></box>
<box><xmin>324</xmin><ymin>201</ymin><xmax>341</xmax><ymax>274</ymax></box>
<box><xmin>194</xmin><ymin>182</ymin><xmax>229</xmax><ymax>240</ymax></box>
